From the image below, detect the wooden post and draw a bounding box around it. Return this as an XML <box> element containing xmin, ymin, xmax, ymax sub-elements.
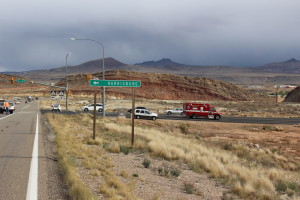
<box><xmin>131</xmin><ymin>88</ymin><xmax>136</xmax><ymax>146</ymax></box>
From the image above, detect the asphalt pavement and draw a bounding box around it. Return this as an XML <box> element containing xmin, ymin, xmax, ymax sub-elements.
<box><xmin>0</xmin><ymin>101</ymin><xmax>69</xmax><ymax>200</ymax></box>
<box><xmin>41</xmin><ymin>109</ymin><xmax>300</xmax><ymax>125</ymax></box>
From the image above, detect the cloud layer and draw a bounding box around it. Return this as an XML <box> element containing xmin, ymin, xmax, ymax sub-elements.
<box><xmin>1</xmin><ymin>0</ymin><xmax>300</xmax><ymax>71</ymax></box>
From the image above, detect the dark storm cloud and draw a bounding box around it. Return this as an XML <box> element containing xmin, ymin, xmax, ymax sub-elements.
<box><xmin>1</xmin><ymin>0</ymin><xmax>300</xmax><ymax>71</ymax></box>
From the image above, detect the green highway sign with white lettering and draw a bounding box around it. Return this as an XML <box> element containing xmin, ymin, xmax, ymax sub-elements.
<box><xmin>90</xmin><ymin>80</ymin><xmax>141</xmax><ymax>87</ymax></box>
<box><xmin>16</xmin><ymin>79</ymin><xmax>27</xmax><ymax>83</ymax></box>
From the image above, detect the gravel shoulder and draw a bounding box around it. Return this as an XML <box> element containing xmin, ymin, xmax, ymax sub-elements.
<box><xmin>39</xmin><ymin>114</ymin><xmax>70</xmax><ymax>200</ymax></box>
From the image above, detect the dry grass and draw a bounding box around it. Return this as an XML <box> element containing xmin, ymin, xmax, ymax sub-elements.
<box><xmin>101</xmin><ymin>119</ymin><xmax>300</xmax><ymax>200</ymax></box>
<box><xmin>49</xmin><ymin>114</ymin><xmax>97</xmax><ymax>200</ymax></box>
<box><xmin>46</xmin><ymin>113</ymin><xmax>137</xmax><ymax>200</ymax></box>
<box><xmin>42</xmin><ymin>96</ymin><xmax>300</xmax><ymax>199</ymax></box>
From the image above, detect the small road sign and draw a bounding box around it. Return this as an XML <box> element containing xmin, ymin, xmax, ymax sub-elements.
<box><xmin>59</xmin><ymin>91</ymin><xmax>64</xmax><ymax>96</ymax></box>
<box><xmin>90</xmin><ymin>80</ymin><xmax>141</xmax><ymax>87</ymax></box>
<box><xmin>51</xmin><ymin>91</ymin><xmax>56</xmax><ymax>96</ymax></box>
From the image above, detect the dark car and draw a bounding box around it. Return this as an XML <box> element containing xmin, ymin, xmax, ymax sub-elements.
<box><xmin>127</xmin><ymin>107</ymin><xmax>148</xmax><ymax>113</ymax></box>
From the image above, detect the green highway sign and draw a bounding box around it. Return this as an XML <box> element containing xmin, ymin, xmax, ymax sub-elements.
<box><xmin>16</xmin><ymin>79</ymin><xmax>27</xmax><ymax>83</ymax></box>
<box><xmin>90</xmin><ymin>80</ymin><xmax>141</xmax><ymax>87</ymax></box>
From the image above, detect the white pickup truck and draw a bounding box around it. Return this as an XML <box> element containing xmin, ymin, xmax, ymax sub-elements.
<box><xmin>0</xmin><ymin>102</ymin><xmax>15</xmax><ymax>114</ymax></box>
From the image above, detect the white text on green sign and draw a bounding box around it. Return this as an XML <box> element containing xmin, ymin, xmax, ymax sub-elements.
<box><xmin>90</xmin><ymin>80</ymin><xmax>141</xmax><ymax>87</ymax></box>
<box><xmin>16</xmin><ymin>79</ymin><xmax>27</xmax><ymax>83</ymax></box>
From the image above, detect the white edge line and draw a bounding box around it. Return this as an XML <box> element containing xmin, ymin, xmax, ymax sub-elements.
<box><xmin>0</xmin><ymin>114</ymin><xmax>12</xmax><ymax>121</ymax></box>
<box><xmin>26</xmin><ymin>114</ymin><xmax>39</xmax><ymax>200</ymax></box>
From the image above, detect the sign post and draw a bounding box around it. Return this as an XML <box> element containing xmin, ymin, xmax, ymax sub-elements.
<box><xmin>131</xmin><ymin>88</ymin><xmax>136</xmax><ymax>146</ymax></box>
<box><xmin>90</xmin><ymin>80</ymin><xmax>141</xmax><ymax>144</ymax></box>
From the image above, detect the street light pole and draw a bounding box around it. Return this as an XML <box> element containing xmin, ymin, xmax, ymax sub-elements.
<box><xmin>70</xmin><ymin>37</ymin><xmax>105</xmax><ymax>116</ymax></box>
<box><xmin>65</xmin><ymin>53</ymin><xmax>70</xmax><ymax>111</ymax></box>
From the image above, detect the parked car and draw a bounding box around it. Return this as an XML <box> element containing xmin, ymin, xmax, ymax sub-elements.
<box><xmin>128</xmin><ymin>107</ymin><xmax>149</xmax><ymax>113</ymax></box>
<box><xmin>164</xmin><ymin>108</ymin><xmax>184</xmax><ymax>115</ymax></box>
<box><xmin>134</xmin><ymin>109</ymin><xmax>158</xmax><ymax>121</ymax></box>
<box><xmin>51</xmin><ymin>104</ymin><xmax>61</xmax><ymax>112</ymax></box>
<box><xmin>82</xmin><ymin>104</ymin><xmax>103</xmax><ymax>112</ymax></box>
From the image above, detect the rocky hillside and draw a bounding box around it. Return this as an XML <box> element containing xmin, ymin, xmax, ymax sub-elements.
<box><xmin>256</xmin><ymin>58</ymin><xmax>300</xmax><ymax>73</ymax></box>
<box><xmin>284</xmin><ymin>86</ymin><xmax>300</xmax><ymax>102</ymax></box>
<box><xmin>55</xmin><ymin>70</ymin><xmax>260</xmax><ymax>101</ymax></box>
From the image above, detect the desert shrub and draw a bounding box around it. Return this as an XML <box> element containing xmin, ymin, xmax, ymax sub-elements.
<box><xmin>262</xmin><ymin>125</ymin><xmax>283</xmax><ymax>132</ymax></box>
<box><xmin>170</xmin><ymin>169</ymin><xmax>181</xmax><ymax>177</ymax></box>
<box><xmin>276</xmin><ymin>181</ymin><xmax>288</xmax><ymax>192</ymax></box>
<box><xmin>85</xmin><ymin>138</ymin><xmax>101</xmax><ymax>145</ymax></box>
<box><xmin>157</xmin><ymin>167</ymin><xmax>170</xmax><ymax>176</ymax></box>
<box><xmin>119</xmin><ymin>170</ymin><xmax>129</xmax><ymax>178</ymax></box>
<box><xmin>142</xmin><ymin>159</ymin><xmax>151</xmax><ymax>168</ymax></box>
<box><xmin>106</xmin><ymin>143</ymin><xmax>120</xmax><ymax>153</ymax></box>
<box><xmin>287</xmin><ymin>182</ymin><xmax>297</xmax><ymax>191</ymax></box>
<box><xmin>270</xmin><ymin>148</ymin><xmax>277</xmax><ymax>153</ymax></box>
<box><xmin>120</xmin><ymin>145</ymin><xmax>130</xmax><ymax>155</ymax></box>
<box><xmin>223</xmin><ymin>143</ymin><xmax>234</xmax><ymax>151</ymax></box>
<box><xmin>103</xmin><ymin>143</ymin><xmax>109</xmax><ymax>149</ymax></box>
<box><xmin>184</xmin><ymin>182</ymin><xmax>194</xmax><ymax>194</ymax></box>
<box><xmin>178</xmin><ymin>123</ymin><xmax>190</xmax><ymax>134</ymax></box>
<box><xmin>132</xmin><ymin>173</ymin><xmax>139</xmax><ymax>177</ymax></box>
<box><xmin>158</xmin><ymin>167</ymin><xmax>163</xmax><ymax>175</ymax></box>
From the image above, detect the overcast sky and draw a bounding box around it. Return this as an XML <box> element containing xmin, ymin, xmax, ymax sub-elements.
<box><xmin>1</xmin><ymin>0</ymin><xmax>300</xmax><ymax>71</ymax></box>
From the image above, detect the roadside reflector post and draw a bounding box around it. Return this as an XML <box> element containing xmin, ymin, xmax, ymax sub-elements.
<box><xmin>276</xmin><ymin>85</ymin><xmax>279</xmax><ymax>103</ymax></box>
<box><xmin>93</xmin><ymin>89</ymin><xmax>97</xmax><ymax>140</ymax></box>
<box><xmin>131</xmin><ymin>87</ymin><xmax>136</xmax><ymax>146</ymax></box>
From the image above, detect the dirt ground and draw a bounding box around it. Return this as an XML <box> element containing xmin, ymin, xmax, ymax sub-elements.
<box><xmin>95</xmin><ymin>119</ymin><xmax>300</xmax><ymax>199</ymax></box>
<box><xmin>186</xmin><ymin>121</ymin><xmax>300</xmax><ymax>162</ymax></box>
<box><xmin>138</xmin><ymin>119</ymin><xmax>300</xmax><ymax>163</ymax></box>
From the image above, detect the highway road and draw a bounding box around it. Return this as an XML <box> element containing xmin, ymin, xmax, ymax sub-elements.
<box><xmin>0</xmin><ymin>101</ymin><xmax>69</xmax><ymax>200</ymax></box>
<box><xmin>43</xmin><ymin>110</ymin><xmax>300</xmax><ymax>125</ymax></box>
<box><xmin>158</xmin><ymin>114</ymin><xmax>300</xmax><ymax>125</ymax></box>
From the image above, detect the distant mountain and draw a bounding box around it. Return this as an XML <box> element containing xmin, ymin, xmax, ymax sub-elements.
<box><xmin>9</xmin><ymin>57</ymin><xmax>128</xmax><ymax>82</ymax></box>
<box><xmin>135</xmin><ymin>58</ymin><xmax>186</xmax><ymax>66</ymax></box>
<box><xmin>5</xmin><ymin>57</ymin><xmax>300</xmax><ymax>85</ymax></box>
<box><xmin>255</xmin><ymin>58</ymin><xmax>300</xmax><ymax>73</ymax></box>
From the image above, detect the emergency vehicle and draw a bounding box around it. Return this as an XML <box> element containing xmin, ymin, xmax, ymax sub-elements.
<box><xmin>183</xmin><ymin>103</ymin><xmax>222</xmax><ymax>120</ymax></box>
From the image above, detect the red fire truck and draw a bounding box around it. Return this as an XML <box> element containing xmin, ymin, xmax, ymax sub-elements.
<box><xmin>183</xmin><ymin>103</ymin><xmax>222</xmax><ymax>120</ymax></box>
